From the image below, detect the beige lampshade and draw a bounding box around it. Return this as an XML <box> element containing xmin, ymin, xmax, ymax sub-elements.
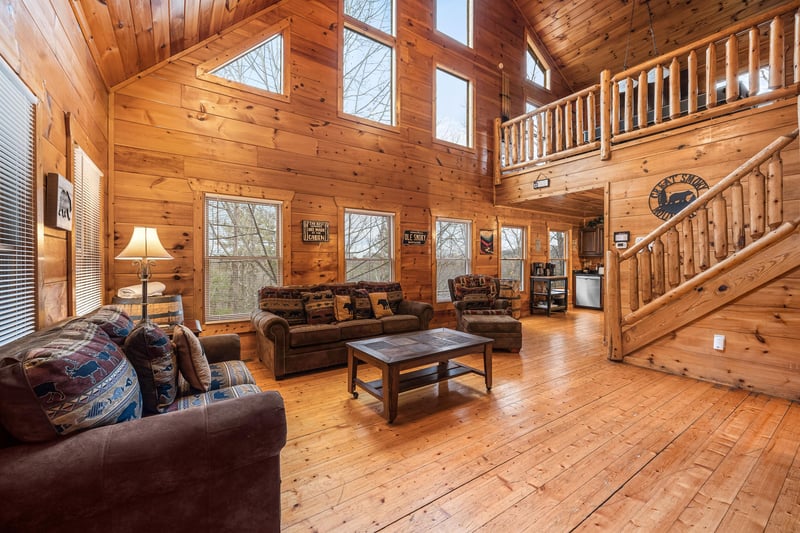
<box><xmin>115</xmin><ymin>227</ymin><xmax>173</xmax><ymax>260</ymax></box>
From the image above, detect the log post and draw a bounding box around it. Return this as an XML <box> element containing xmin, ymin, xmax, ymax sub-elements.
<box><xmin>688</xmin><ymin>51</ymin><xmax>698</xmax><ymax>113</ymax></box>
<box><xmin>536</xmin><ymin>114</ymin><xmax>544</xmax><ymax>158</ymax></box>
<box><xmin>638</xmin><ymin>70</ymin><xmax>648</xmax><ymax>129</ymax></box>
<box><xmin>749</xmin><ymin>27</ymin><xmax>760</xmax><ymax>97</ymax></box>
<box><xmin>654</xmin><ymin>64</ymin><xmax>664</xmax><ymax>124</ymax></box>
<box><xmin>670</xmin><ymin>57</ymin><xmax>681</xmax><ymax>119</ymax></box>
<box><xmin>629</xmin><ymin>253</ymin><xmax>640</xmax><ymax>312</ymax></box>
<box><xmin>606</xmin><ymin>249</ymin><xmax>623</xmax><ymax>361</ymax></box>
<box><xmin>600</xmin><ymin>70</ymin><xmax>612</xmax><ymax>159</ymax></box>
<box><xmin>712</xmin><ymin>194</ymin><xmax>729</xmax><ymax>259</ymax></box>
<box><xmin>493</xmin><ymin>117</ymin><xmax>502</xmax><ymax>183</ymax></box>
<box><xmin>795</xmin><ymin>9</ymin><xmax>800</xmax><ymax>83</ymax></box>
<box><xmin>526</xmin><ymin>117</ymin><xmax>534</xmax><ymax>161</ymax></box>
<box><xmin>666</xmin><ymin>227</ymin><xmax>680</xmax><ymax>288</ymax></box>
<box><xmin>731</xmin><ymin>181</ymin><xmax>746</xmax><ymax>250</ymax></box>
<box><xmin>770</xmin><ymin>15</ymin><xmax>785</xmax><ymax>89</ymax></box>
<box><xmin>652</xmin><ymin>238</ymin><xmax>665</xmax><ymax>297</ymax></box>
<box><xmin>750</xmin><ymin>168</ymin><xmax>766</xmax><ymax>239</ymax></box>
<box><xmin>696</xmin><ymin>207</ymin><xmax>710</xmax><ymax>270</ymax></box>
<box><xmin>587</xmin><ymin>90</ymin><xmax>596</xmax><ymax>142</ymax></box>
<box><xmin>767</xmin><ymin>152</ymin><xmax>784</xmax><ymax>229</ymax></box>
<box><xmin>545</xmin><ymin>109</ymin><xmax>554</xmax><ymax>155</ymax></box>
<box><xmin>639</xmin><ymin>248</ymin><xmax>653</xmax><ymax>304</ymax></box>
<box><xmin>624</xmin><ymin>77</ymin><xmax>634</xmax><ymax>131</ymax></box>
<box><xmin>509</xmin><ymin>121</ymin><xmax>517</xmax><ymax>165</ymax></box>
<box><xmin>576</xmin><ymin>96</ymin><xmax>585</xmax><ymax>146</ymax></box>
<box><xmin>612</xmin><ymin>76</ymin><xmax>621</xmax><ymax>136</ymax></box>
<box><xmin>681</xmin><ymin>217</ymin><xmax>696</xmax><ymax>279</ymax></box>
<box><xmin>706</xmin><ymin>44</ymin><xmax>718</xmax><ymax>108</ymax></box>
<box><xmin>726</xmin><ymin>35</ymin><xmax>739</xmax><ymax>102</ymax></box>
<box><xmin>555</xmin><ymin>105</ymin><xmax>564</xmax><ymax>152</ymax></box>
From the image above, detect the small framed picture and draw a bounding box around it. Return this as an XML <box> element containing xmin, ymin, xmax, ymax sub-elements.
<box><xmin>479</xmin><ymin>229</ymin><xmax>494</xmax><ymax>254</ymax></box>
<box><xmin>45</xmin><ymin>173</ymin><xmax>73</xmax><ymax>231</ymax></box>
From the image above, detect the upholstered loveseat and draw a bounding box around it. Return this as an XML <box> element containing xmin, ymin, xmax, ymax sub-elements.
<box><xmin>251</xmin><ymin>281</ymin><xmax>434</xmax><ymax>379</ymax></box>
<box><xmin>0</xmin><ymin>306</ymin><xmax>287</xmax><ymax>532</ymax></box>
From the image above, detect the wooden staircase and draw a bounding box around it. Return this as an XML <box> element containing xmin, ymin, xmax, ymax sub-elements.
<box><xmin>606</xmin><ymin>129</ymin><xmax>800</xmax><ymax>361</ymax></box>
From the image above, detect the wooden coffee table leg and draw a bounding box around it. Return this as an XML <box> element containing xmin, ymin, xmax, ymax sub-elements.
<box><xmin>386</xmin><ymin>365</ymin><xmax>400</xmax><ymax>423</ymax></box>
<box><xmin>347</xmin><ymin>347</ymin><xmax>358</xmax><ymax>398</ymax></box>
<box><xmin>484</xmin><ymin>342</ymin><xmax>493</xmax><ymax>391</ymax></box>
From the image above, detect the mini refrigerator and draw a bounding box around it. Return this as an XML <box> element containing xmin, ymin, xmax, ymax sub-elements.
<box><xmin>575</xmin><ymin>274</ymin><xmax>602</xmax><ymax>309</ymax></box>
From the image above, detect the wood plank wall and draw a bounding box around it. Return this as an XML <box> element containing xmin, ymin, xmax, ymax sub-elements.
<box><xmin>0</xmin><ymin>0</ymin><xmax>109</xmax><ymax>327</ymax></box>
<box><xmin>109</xmin><ymin>0</ymin><xmax>579</xmax><ymax>339</ymax></box>
<box><xmin>497</xmin><ymin>98</ymin><xmax>800</xmax><ymax>400</ymax></box>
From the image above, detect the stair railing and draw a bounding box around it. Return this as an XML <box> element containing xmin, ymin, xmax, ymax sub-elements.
<box><xmin>606</xmin><ymin>129</ymin><xmax>799</xmax><ymax>360</ymax></box>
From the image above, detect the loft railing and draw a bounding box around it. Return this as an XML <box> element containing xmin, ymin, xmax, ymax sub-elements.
<box><xmin>605</xmin><ymin>128</ymin><xmax>799</xmax><ymax>360</ymax></box>
<box><xmin>494</xmin><ymin>1</ymin><xmax>800</xmax><ymax>182</ymax></box>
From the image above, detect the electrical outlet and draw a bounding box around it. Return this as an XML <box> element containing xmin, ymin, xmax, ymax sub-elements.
<box><xmin>713</xmin><ymin>334</ymin><xmax>725</xmax><ymax>351</ymax></box>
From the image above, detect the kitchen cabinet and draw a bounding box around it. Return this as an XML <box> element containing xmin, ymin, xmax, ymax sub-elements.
<box><xmin>579</xmin><ymin>224</ymin><xmax>604</xmax><ymax>257</ymax></box>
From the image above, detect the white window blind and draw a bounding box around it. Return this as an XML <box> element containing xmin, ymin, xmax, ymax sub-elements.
<box><xmin>73</xmin><ymin>146</ymin><xmax>103</xmax><ymax>316</ymax></box>
<box><xmin>0</xmin><ymin>59</ymin><xmax>37</xmax><ymax>346</ymax></box>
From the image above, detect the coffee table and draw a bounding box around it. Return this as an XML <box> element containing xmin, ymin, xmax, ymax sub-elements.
<box><xmin>346</xmin><ymin>328</ymin><xmax>493</xmax><ymax>423</ymax></box>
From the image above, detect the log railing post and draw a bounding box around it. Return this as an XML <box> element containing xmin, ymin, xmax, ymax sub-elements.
<box><xmin>652</xmin><ymin>237</ymin><xmax>665</xmax><ymax>297</ymax></box>
<box><xmin>493</xmin><ymin>117</ymin><xmax>502</xmax><ymax>184</ymax></box>
<box><xmin>697</xmin><ymin>207</ymin><xmax>710</xmax><ymax>270</ymax></box>
<box><xmin>731</xmin><ymin>181</ymin><xmax>745</xmax><ymax>250</ymax></box>
<box><xmin>576</xmin><ymin>96</ymin><xmax>585</xmax><ymax>146</ymax></box>
<box><xmin>629</xmin><ymin>253</ymin><xmax>640</xmax><ymax>312</ymax></box>
<box><xmin>600</xmin><ymin>69</ymin><xmax>612</xmax><ymax>160</ymax></box>
<box><xmin>669</xmin><ymin>57</ymin><xmax>681</xmax><ymax>119</ymax></box>
<box><xmin>681</xmin><ymin>217</ymin><xmax>696</xmax><ymax>279</ymax></box>
<box><xmin>587</xmin><ymin>90</ymin><xmax>596</xmax><ymax>143</ymax></box>
<box><xmin>750</xmin><ymin>168</ymin><xmax>766</xmax><ymax>239</ymax></box>
<box><xmin>794</xmin><ymin>9</ymin><xmax>800</xmax><ymax>83</ymax></box>
<box><xmin>712</xmin><ymin>194</ymin><xmax>729</xmax><ymax>259</ymax></box>
<box><xmin>771</xmin><ymin>15</ymin><xmax>785</xmax><ymax>89</ymax></box>
<box><xmin>666</xmin><ymin>227</ymin><xmax>680</xmax><ymax>288</ymax></box>
<box><xmin>706</xmin><ymin>44</ymin><xmax>718</xmax><ymax>108</ymax></box>
<box><xmin>638</xmin><ymin>70</ymin><xmax>648</xmax><ymax>129</ymax></box>
<box><xmin>688</xmin><ymin>51</ymin><xmax>698</xmax><ymax>113</ymax></box>
<box><xmin>640</xmin><ymin>248</ymin><xmax>653</xmax><ymax>304</ymax></box>
<box><xmin>726</xmin><ymin>35</ymin><xmax>739</xmax><ymax>103</ymax></box>
<box><xmin>654</xmin><ymin>64</ymin><xmax>664</xmax><ymax>123</ymax></box>
<box><xmin>624</xmin><ymin>77</ymin><xmax>634</xmax><ymax>131</ymax></box>
<box><xmin>767</xmin><ymin>152</ymin><xmax>784</xmax><ymax>229</ymax></box>
<box><xmin>606</xmin><ymin>249</ymin><xmax>623</xmax><ymax>361</ymax></box>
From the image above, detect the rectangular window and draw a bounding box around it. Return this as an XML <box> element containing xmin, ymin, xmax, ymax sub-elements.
<box><xmin>501</xmin><ymin>226</ymin><xmax>526</xmax><ymax>291</ymax></box>
<box><xmin>549</xmin><ymin>230</ymin><xmax>568</xmax><ymax>277</ymax></box>
<box><xmin>526</xmin><ymin>38</ymin><xmax>550</xmax><ymax>89</ymax></box>
<box><xmin>436</xmin><ymin>0</ymin><xmax>472</xmax><ymax>47</ymax></box>
<box><xmin>73</xmin><ymin>146</ymin><xmax>103</xmax><ymax>316</ymax></box>
<box><xmin>205</xmin><ymin>195</ymin><xmax>282</xmax><ymax>322</ymax></box>
<box><xmin>343</xmin><ymin>0</ymin><xmax>395</xmax><ymax>126</ymax></box>
<box><xmin>435</xmin><ymin>67</ymin><xmax>472</xmax><ymax>147</ymax></box>
<box><xmin>344</xmin><ymin>209</ymin><xmax>394</xmax><ymax>282</ymax></box>
<box><xmin>436</xmin><ymin>218</ymin><xmax>472</xmax><ymax>302</ymax></box>
<box><xmin>0</xmin><ymin>59</ymin><xmax>37</xmax><ymax>346</ymax></box>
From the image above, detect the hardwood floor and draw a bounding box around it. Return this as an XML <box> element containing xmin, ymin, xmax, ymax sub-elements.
<box><xmin>246</xmin><ymin>309</ymin><xmax>800</xmax><ymax>532</ymax></box>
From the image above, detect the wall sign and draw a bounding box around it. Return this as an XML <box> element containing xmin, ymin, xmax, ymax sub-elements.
<box><xmin>649</xmin><ymin>173</ymin><xmax>709</xmax><ymax>220</ymax></box>
<box><xmin>45</xmin><ymin>173</ymin><xmax>73</xmax><ymax>231</ymax></box>
<box><xmin>479</xmin><ymin>229</ymin><xmax>494</xmax><ymax>254</ymax></box>
<box><xmin>402</xmin><ymin>230</ymin><xmax>428</xmax><ymax>245</ymax></box>
<box><xmin>301</xmin><ymin>220</ymin><xmax>329</xmax><ymax>242</ymax></box>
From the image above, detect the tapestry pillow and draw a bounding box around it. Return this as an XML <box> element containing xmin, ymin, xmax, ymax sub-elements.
<box><xmin>350</xmin><ymin>288</ymin><xmax>373</xmax><ymax>319</ymax></box>
<box><xmin>302</xmin><ymin>290</ymin><xmax>336</xmax><ymax>325</ymax></box>
<box><xmin>358</xmin><ymin>281</ymin><xmax>403</xmax><ymax>313</ymax></box>
<box><xmin>172</xmin><ymin>324</ymin><xmax>211</xmax><ymax>392</ymax></box>
<box><xmin>0</xmin><ymin>321</ymin><xmax>142</xmax><ymax>442</ymax></box>
<box><xmin>458</xmin><ymin>286</ymin><xmax>494</xmax><ymax>309</ymax></box>
<box><xmin>258</xmin><ymin>286</ymin><xmax>306</xmax><ymax>325</ymax></box>
<box><xmin>123</xmin><ymin>323</ymin><xmax>178</xmax><ymax>414</ymax></box>
<box><xmin>334</xmin><ymin>295</ymin><xmax>354</xmax><ymax>322</ymax></box>
<box><xmin>87</xmin><ymin>305</ymin><xmax>134</xmax><ymax>346</ymax></box>
<box><xmin>369</xmin><ymin>291</ymin><xmax>394</xmax><ymax>318</ymax></box>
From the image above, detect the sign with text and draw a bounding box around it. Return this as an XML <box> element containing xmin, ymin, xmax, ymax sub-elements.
<box><xmin>302</xmin><ymin>220</ymin><xmax>329</xmax><ymax>242</ymax></box>
<box><xmin>402</xmin><ymin>230</ymin><xmax>428</xmax><ymax>245</ymax></box>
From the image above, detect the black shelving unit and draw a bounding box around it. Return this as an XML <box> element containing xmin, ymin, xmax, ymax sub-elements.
<box><xmin>530</xmin><ymin>276</ymin><xmax>568</xmax><ymax>316</ymax></box>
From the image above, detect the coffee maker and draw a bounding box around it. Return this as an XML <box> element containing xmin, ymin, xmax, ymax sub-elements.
<box><xmin>532</xmin><ymin>262</ymin><xmax>545</xmax><ymax>276</ymax></box>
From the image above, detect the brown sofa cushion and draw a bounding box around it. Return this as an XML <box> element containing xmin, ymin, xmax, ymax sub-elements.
<box><xmin>380</xmin><ymin>314</ymin><xmax>420</xmax><ymax>334</ymax></box>
<box><xmin>124</xmin><ymin>323</ymin><xmax>178</xmax><ymax>414</ymax></box>
<box><xmin>302</xmin><ymin>290</ymin><xmax>335</xmax><ymax>325</ymax></box>
<box><xmin>338</xmin><ymin>319</ymin><xmax>383</xmax><ymax>340</ymax></box>
<box><xmin>0</xmin><ymin>322</ymin><xmax>142</xmax><ymax>442</ymax></box>
<box><xmin>289</xmin><ymin>324</ymin><xmax>341</xmax><ymax>347</ymax></box>
<box><xmin>258</xmin><ymin>286</ymin><xmax>306</xmax><ymax>325</ymax></box>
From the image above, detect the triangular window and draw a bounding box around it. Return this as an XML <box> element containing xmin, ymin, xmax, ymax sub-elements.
<box><xmin>197</xmin><ymin>20</ymin><xmax>289</xmax><ymax>101</ymax></box>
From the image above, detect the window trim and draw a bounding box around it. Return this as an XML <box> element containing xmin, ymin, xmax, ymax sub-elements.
<box><xmin>500</xmin><ymin>224</ymin><xmax>527</xmax><ymax>291</ymax></box>
<box><xmin>339</xmin><ymin>0</ymin><xmax>399</xmax><ymax>130</ymax></box>
<box><xmin>433</xmin><ymin>216</ymin><xmax>473</xmax><ymax>303</ymax></box>
<box><xmin>196</xmin><ymin>19</ymin><xmax>291</xmax><ymax>102</ymax></box>
<box><xmin>434</xmin><ymin>0</ymin><xmax>474</xmax><ymax>48</ymax></box>
<box><xmin>433</xmin><ymin>65</ymin><xmax>475</xmax><ymax>150</ymax></box>
<box><xmin>341</xmin><ymin>207</ymin><xmax>397</xmax><ymax>282</ymax></box>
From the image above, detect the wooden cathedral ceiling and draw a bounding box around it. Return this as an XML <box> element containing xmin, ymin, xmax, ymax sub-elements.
<box><xmin>71</xmin><ymin>0</ymin><xmax>792</xmax><ymax>91</ymax></box>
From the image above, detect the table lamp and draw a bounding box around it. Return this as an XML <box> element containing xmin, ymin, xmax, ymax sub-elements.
<box><xmin>115</xmin><ymin>227</ymin><xmax>173</xmax><ymax>323</ymax></box>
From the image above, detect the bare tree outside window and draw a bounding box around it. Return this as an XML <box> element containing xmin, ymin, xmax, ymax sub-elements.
<box><xmin>343</xmin><ymin>0</ymin><xmax>395</xmax><ymax>125</ymax></box>
<box><xmin>345</xmin><ymin>209</ymin><xmax>394</xmax><ymax>281</ymax></box>
<box><xmin>211</xmin><ymin>33</ymin><xmax>283</xmax><ymax>94</ymax></box>
<box><xmin>549</xmin><ymin>230</ymin><xmax>568</xmax><ymax>276</ymax></box>
<box><xmin>436</xmin><ymin>68</ymin><xmax>470</xmax><ymax>147</ymax></box>
<box><xmin>436</xmin><ymin>218</ymin><xmax>471</xmax><ymax>301</ymax></box>
<box><xmin>501</xmin><ymin>226</ymin><xmax>525</xmax><ymax>290</ymax></box>
<box><xmin>205</xmin><ymin>197</ymin><xmax>282</xmax><ymax>321</ymax></box>
<box><xmin>526</xmin><ymin>43</ymin><xmax>549</xmax><ymax>88</ymax></box>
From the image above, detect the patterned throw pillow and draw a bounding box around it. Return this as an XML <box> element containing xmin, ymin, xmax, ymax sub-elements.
<box><xmin>302</xmin><ymin>290</ymin><xmax>336</xmax><ymax>325</ymax></box>
<box><xmin>258</xmin><ymin>286</ymin><xmax>306</xmax><ymax>325</ymax></box>
<box><xmin>0</xmin><ymin>322</ymin><xmax>142</xmax><ymax>442</ymax></box>
<box><xmin>351</xmin><ymin>288</ymin><xmax>373</xmax><ymax>320</ymax></box>
<box><xmin>172</xmin><ymin>324</ymin><xmax>211</xmax><ymax>392</ymax></box>
<box><xmin>358</xmin><ymin>281</ymin><xmax>403</xmax><ymax>313</ymax></box>
<box><xmin>123</xmin><ymin>323</ymin><xmax>178</xmax><ymax>414</ymax></box>
<box><xmin>369</xmin><ymin>292</ymin><xmax>394</xmax><ymax>318</ymax></box>
<box><xmin>334</xmin><ymin>295</ymin><xmax>354</xmax><ymax>322</ymax></box>
<box><xmin>453</xmin><ymin>276</ymin><xmax>497</xmax><ymax>309</ymax></box>
<box><xmin>87</xmin><ymin>305</ymin><xmax>134</xmax><ymax>346</ymax></box>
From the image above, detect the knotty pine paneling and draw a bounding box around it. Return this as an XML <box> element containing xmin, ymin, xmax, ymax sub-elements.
<box><xmin>1</xmin><ymin>0</ymin><xmax>108</xmax><ymax>328</ymax></box>
<box><xmin>111</xmin><ymin>0</ymin><xmax>583</xmax><ymax>328</ymax></box>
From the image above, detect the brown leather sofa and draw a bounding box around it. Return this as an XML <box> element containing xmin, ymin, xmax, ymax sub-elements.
<box><xmin>252</xmin><ymin>281</ymin><xmax>433</xmax><ymax>379</ymax></box>
<box><xmin>0</xmin><ymin>307</ymin><xmax>287</xmax><ymax>532</ymax></box>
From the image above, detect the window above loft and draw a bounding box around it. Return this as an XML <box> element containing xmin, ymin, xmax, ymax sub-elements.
<box><xmin>196</xmin><ymin>20</ymin><xmax>290</xmax><ymax>101</ymax></box>
<box><xmin>436</xmin><ymin>0</ymin><xmax>473</xmax><ymax>48</ymax></box>
<box><xmin>435</xmin><ymin>67</ymin><xmax>472</xmax><ymax>148</ymax></box>
<box><xmin>526</xmin><ymin>37</ymin><xmax>550</xmax><ymax>90</ymax></box>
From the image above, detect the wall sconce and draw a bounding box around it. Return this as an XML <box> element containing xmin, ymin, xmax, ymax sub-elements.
<box><xmin>115</xmin><ymin>227</ymin><xmax>173</xmax><ymax>323</ymax></box>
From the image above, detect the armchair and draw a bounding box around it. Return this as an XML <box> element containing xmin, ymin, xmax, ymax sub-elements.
<box><xmin>447</xmin><ymin>275</ymin><xmax>522</xmax><ymax>352</ymax></box>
